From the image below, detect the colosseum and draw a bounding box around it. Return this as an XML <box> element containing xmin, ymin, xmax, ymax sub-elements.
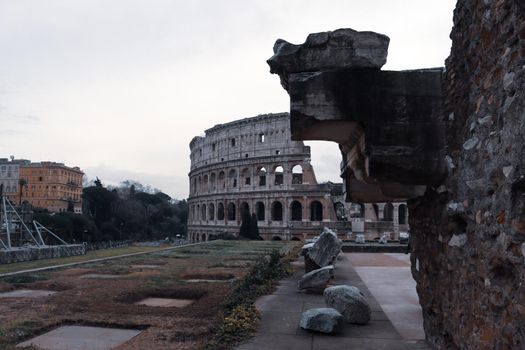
<box><xmin>187</xmin><ymin>113</ymin><xmax>409</xmax><ymax>242</ymax></box>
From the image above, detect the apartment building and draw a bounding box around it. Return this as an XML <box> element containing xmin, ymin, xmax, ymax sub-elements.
<box><xmin>19</xmin><ymin>162</ymin><xmax>84</xmax><ymax>213</ymax></box>
<box><xmin>0</xmin><ymin>157</ymin><xmax>31</xmax><ymax>203</ymax></box>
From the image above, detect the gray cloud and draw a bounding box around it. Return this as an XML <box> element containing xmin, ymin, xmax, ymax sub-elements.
<box><xmin>0</xmin><ymin>0</ymin><xmax>456</xmax><ymax>199</ymax></box>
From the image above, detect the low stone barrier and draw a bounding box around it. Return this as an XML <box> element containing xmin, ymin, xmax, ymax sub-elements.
<box><xmin>0</xmin><ymin>245</ymin><xmax>86</xmax><ymax>264</ymax></box>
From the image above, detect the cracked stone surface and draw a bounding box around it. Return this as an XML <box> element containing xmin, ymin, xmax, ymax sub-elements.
<box><xmin>17</xmin><ymin>325</ymin><xmax>142</xmax><ymax>350</ymax></box>
<box><xmin>0</xmin><ymin>289</ymin><xmax>56</xmax><ymax>298</ymax></box>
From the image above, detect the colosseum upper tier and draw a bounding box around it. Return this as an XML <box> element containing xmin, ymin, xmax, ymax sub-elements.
<box><xmin>187</xmin><ymin>112</ymin><xmax>354</xmax><ymax>242</ymax></box>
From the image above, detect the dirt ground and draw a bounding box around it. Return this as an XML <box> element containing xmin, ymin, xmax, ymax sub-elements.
<box><xmin>0</xmin><ymin>240</ymin><xmax>289</xmax><ymax>349</ymax></box>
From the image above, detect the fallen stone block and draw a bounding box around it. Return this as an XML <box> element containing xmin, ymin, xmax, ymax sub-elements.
<box><xmin>324</xmin><ymin>285</ymin><xmax>371</xmax><ymax>325</ymax></box>
<box><xmin>300</xmin><ymin>242</ymin><xmax>314</xmax><ymax>256</ymax></box>
<box><xmin>307</xmin><ymin>227</ymin><xmax>343</xmax><ymax>268</ymax></box>
<box><xmin>297</xmin><ymin>265</ymin><xmax>334</xmax><ymax>293</ymax></box>
<box><xmin>299</xmin><ymin>307</ymin><xmax>344</xmax><ymax>334</ymax></box>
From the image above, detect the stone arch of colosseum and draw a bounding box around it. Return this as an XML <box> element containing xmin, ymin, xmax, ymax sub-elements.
<box><xmin>187</xmin><ymin>113</ymin><xmax>407</xmax><ymax>242</ymax></box>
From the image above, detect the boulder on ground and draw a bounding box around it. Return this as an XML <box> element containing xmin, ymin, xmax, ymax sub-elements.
<box><xmin>300</xmin><ymin>242</ymin><xmax>314</xmax><ymax>256</ymax></box>
<box><xmin>297</xmin><ymin>265</ymin><xmax>334</xmax><ymax>293</ymax></box>
<box><xmin>306</xmin><ymin>227</ymin><xmax>343</xmax><ymax>267</ymax></box>
<box><xmin>299</xmin><ymin>308</ymin><xmax>344</xmax><ymax>334</ymax></box>
<box><xmin>324</xmin><ymin>285</ymin><xmax>371</xmax><ymax>325</ymax></box>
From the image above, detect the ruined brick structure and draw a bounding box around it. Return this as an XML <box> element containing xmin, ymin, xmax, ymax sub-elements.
<box><xmin>187</xmin><ymin>113</ymin><xmax>407</xmax><ymax>242</ymax></box>
<box><xmin>268</xmin><ymin>1</ymin><xmax>525</xmax><ymax>347</ymax></box>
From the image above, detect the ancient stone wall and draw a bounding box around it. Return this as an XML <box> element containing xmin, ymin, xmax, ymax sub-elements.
<box><xmin>410</xmin><ymin>0</ymin><xmax>525</xmax><ymax>348</ymax></box>
<box><xmin>0</xmin><ymin>244</ymin><xmax>86</xmax><ymax>264</ymax></box>
<box><xmin>268</xmin><ymin>4</ymin><xmax>525</xmax><ymax>346</ymax></box>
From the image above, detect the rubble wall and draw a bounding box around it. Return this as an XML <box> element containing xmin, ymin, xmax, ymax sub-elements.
<box><xmin>0</xmin><ymin>244</ymin><xmax>86</xmax><ymax>264</ymax></box>
<box><xmin>410</xmin><ymin>0</ymin><xmax>525</xmax><ymax>348</ymax></box>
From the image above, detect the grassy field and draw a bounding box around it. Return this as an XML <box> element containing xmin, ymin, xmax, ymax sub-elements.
<box><xmin>0</xmin><ymin>245</ymin><xmax>174</xmax><ymax>275</ymax></box>
<box><xmin>0</xmin><ymin>240</ymin><xmax>297</xmax><ymax>349</ymax></box>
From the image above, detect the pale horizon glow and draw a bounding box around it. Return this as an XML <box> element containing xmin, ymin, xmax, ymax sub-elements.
<box><xmin>0</xmin><ymin>0</ymin><xmax>456</xmax><ymax>198</ymax></box>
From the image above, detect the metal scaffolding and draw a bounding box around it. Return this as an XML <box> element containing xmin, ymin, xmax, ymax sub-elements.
<box><xmin>0</xmin><ymin>195</ymin><xmax>70</xmax><ymax>251</ymax></box>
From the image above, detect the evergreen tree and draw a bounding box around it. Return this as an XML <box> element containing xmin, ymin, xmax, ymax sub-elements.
<box><xmin>249</xmin><ymin>213</ymin><xmax>260</xmax><ymax>239</ymax></box>
<box><xmin>239</xmin><ymin>210</ymin><xmax>252</xmax><ymax>239</ymax></box>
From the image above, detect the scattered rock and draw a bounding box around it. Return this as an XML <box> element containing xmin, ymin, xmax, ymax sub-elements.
<box><xmin>300</xmin><ymin>243</ymin><xmax>314</xmax><ymax>256</ymax></box>
<box><xmin>436</xmin><ymin>185</ymin><xmax>448</xmax><ymax>194</ymax></box>
<box><xmin>307</xmin><ymin>227</ymin><xmax>343</xmax><ymax>267</ymax></box>
<box><xmin>447</xmin><ymin>202</ymin><xmax>464</xmax><ymax>214</ymax></box>
<box><xmin>297</xmin><ymin>265</ymin><xmax>334</xmax><ymax>293</ymax></box>
<box><xmin>463</xmin><ymin>137</ymin><xmax>479</xmax><ymax>150</ymax></box>
<box><xmin>299</xmin><ymin>308</ymin><xmax>344</xmax><ymax>334</ymax></box>
<box><xmin>466</xmin><ymin>179</ymin><xmax>484</xmax><ymax>190</ymax></box>
<box><xmin>503</xmin><ymin>166</ymin><xmax>513</xmax><ymax>178</ymax></box>
<box><xmin>448</xmin><ymin>234</ymin><xmax>467</xmax><ymax>247</ymax></box>
<box><xmin>445</xmin><ymin>155</ymin><xmax>455</xmax><ymax>171</ymax></box>
<box><xmin>469</xmin><ymin>121</ymin><xmax>477</xmax><ymax>132</ymax></box>
<box><xmin>324</xmin><ymin>285</ymin><xmax>371</xmax><ymax>325</ymax></box>
<box><xmin>478</xmin><ymin>115</ymin><xmax>493</xmax><ymax>125</ymax></box>
<box><xmin>503</xmin><ymin>72</ymin><xmax>515</xmax><ymax>91</ymax></box>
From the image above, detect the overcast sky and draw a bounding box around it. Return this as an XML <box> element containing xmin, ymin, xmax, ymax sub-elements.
<box><xmin>0</xmin><ymin>0</ymin><xmax>456</xmax><ymax>199</ymax></box>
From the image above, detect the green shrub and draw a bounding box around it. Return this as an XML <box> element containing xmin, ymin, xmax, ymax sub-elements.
<box><xmin>1</xmin><ymin>274</ymin><xmax>48</xmax><ymax>284</ymax></box>
<box><xmin>205</xmin><ymin>250</ymin><xmax>292</xmax><ymax>349</ymax></box>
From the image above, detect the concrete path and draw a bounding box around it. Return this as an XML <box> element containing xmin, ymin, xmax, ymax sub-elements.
<box><xmin>349</xmin><ymin>253</ymin><xmax>425</xmax><ymax>340</ymax></box>
<box><xmin>17</xmin><ymin>325</ymin><xmax>142</xmax><ymax>350</ymax></box>
<box><xmin>236</xmin><ymin>253</ymin><xmax>429</xmax><ymax>350</ymax></box>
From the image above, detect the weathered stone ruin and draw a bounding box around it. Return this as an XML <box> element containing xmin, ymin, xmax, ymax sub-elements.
<box><xmin>269</xmin><ymin>1</ymin><xmax>525</xmax><ymax>348</ymax></box>
<box><xmin>305</xmin><ymin>227</ymin><xmax>343</xmax><ymax>268</ymax></box>
<box><xmin>298</xmin><ymin>228</ymin><xmax>372</xmax><ymax>334</ymax></box>
<box><xmin>299</xmin><ymin>307</ymin><xmax>344</xmax><ymax>334</ymax></box>
<box><xmin>297</xmin><ymin>265</ymin><xmax>334</xmax><ymax>293</ymax></box>
<box><xmin>324</xmin><ymin>285</ymin><xmax>372</xmax><ymax>325</ymax></box>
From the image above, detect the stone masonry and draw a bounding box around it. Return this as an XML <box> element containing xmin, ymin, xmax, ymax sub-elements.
<box><xmin>187</xmin><ymin>113</ymin><xmax>352</xmax><ymax>242</ymax></box>
<box><xmin>268</xmin><ymin>1</ymin><xmax>525</xmax><ymax>347</ymax></box>
<box><xmin>187</xmin><ymin>113</ymin><xmax>407</xmax><ymax>242</ymax></box>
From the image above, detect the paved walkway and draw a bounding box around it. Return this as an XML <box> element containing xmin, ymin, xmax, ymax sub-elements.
<box><xmin>349</xmin><ymin>253</ymin><xmax>424</xmax><ymax>340</ymax></box>
<box><xmin>236</xmin><ymin>253</ymin><xmax>430</xmax><ymax>350</ymax></box>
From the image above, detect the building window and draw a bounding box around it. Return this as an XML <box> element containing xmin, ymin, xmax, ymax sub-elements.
<box><xmin>271</xmin><ymin>201</ymin><xmax>283</xmax><ymax>221</ymax></box>
<box><xmin>259</xmin><ymin>134</ymin><xmax>265</xmax><ymax>143</ymax></box>
<box><xmin>231</xmin><ymin>138</ymin><xmax>236</xmax><ymax>147</ymax></box>
<box><xmin>292</xmin><ymin>165</ymin><xmax>303</xmax><ymax>184</ymax></box>
<box><xmin>208</xmin><ymin>203</ymin><xmax>215</xmax><ymax>220</ymax></box>
<box><xmin>274</xmin><ymin>166</ymin><xmax>284</xmax><ymax>185</ymax></box>
<box><xmin>258</xmin><ymin>167</ymin><xmax>267</xmax><ymax>186</ymax></box>
<box><xmin>310</xmin><ymin>201</ymin><xmax>323</xmax><ymax>221</ymax></box>
<box><xmin>212</xmin><ymin>143</ymin><xmax>216</xmax><ymax>152</ymax></box>
<box><xmin>217</xmin><ymin>203</ymin><xmax>225</xmax><ymax>220</ymax></box>
<box><xmin>256</xmin><ymin>202</ymin><xmax>265</xmax><ymax>221</ymax></box>
<box><xmin>227</xmin><ymin>203</ymin><xmax>236</xmax><ymax>221</ymax></box>
<box><xmin>399</xmin><ymin>204</ymin><xmax>408</xmax><ymax>225</ymax></box>
<box><xmin>291</xmin><ymin>201</ymin><xmax>303</xmax><ymax>221</ymax></box>
<box><xmin>275</xmin><ymin>150</ymin><xmax>280</xmax><ymax>155</ymax></box>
